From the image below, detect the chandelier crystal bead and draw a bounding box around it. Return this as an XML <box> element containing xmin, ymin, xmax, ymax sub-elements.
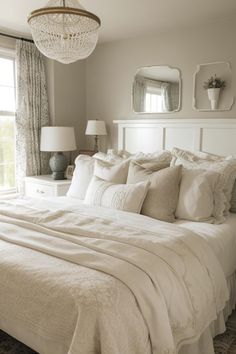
<box><xmin>28</xmin><ymin>0</ymin><xmax>101</xmax><ymax>64</ymax></box>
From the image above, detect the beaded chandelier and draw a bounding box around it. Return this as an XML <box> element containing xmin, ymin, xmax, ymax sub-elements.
<box><xmin>28</xmin><ymin>0</ymin><xmax>101</xmax><ymax>64</ymax></box>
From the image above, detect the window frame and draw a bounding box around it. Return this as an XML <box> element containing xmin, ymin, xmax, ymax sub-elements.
<box><xmin>0</xmin><ymin>49</ymin><xmax>17</xmax><ymax>195</ymax></box>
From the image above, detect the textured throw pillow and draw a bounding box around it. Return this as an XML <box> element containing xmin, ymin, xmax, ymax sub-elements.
<box><xmin>94</xmin><ymin>159</ymin><xmax>130</xmax><ymax>184</ymax></box>
<box><xmin>132</xmin><ymin>150</ymin><xmax>172</xmax><ymax>164</ymax></box>
<box><xmin>176</xmin><ymin>169</ymin><xmax>224</xmax><ymax>223</ymax></box>
<box><xmin>67</xmin><ymin>155</ymin><xmax>95</xmax><ymax>200</ymax></box>
<box><xmin>127</xmin><ymin>161</ymin><xmax>182</xmax><ymax>222</ymax></box>
<box><xmin>84</xmin><ymin>176</ymin><xmax>150</xmax><ymax>213</ymax></box>
<box><xmin>171</xmin><ymin>147</ymin><xmax>236</xmax><ymax>216</ymax></box>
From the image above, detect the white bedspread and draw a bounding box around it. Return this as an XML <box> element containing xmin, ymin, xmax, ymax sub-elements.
<box><xmin>0</xmin><ymin>197</ymin><xmax>229</xmax><ymax>354</ymax></box>
<box><xmin>176</xmin><ymin>215</ymin><xmax>236</xmax><ymax>278</ymax></box>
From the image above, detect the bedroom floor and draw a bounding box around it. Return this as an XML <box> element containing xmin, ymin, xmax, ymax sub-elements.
<box><xmin>0</xmin><ymin>312</ymin><xmax>235</xmax><ymax>354</ymax></box>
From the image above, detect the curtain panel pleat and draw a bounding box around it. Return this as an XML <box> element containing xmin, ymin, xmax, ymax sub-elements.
<box><xmin>16</xmin><ymin>40</ymin><xmax>50</xmax><ymax>193</ymax></box>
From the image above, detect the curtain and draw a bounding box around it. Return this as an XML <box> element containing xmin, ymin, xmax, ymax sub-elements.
<box><xmin>133</xmin><ymin>76</ymin><xmax>146</xmax><ymax>112</ymax></box>
<box><xmin>16</xmin><ymin>40</ymin><xmax>50</xmax><ymax>192</ymax></box>
<box><xmin>160</xmin><ymin>82</ymin><xmax>172</xmax><ymax>112</ymax></box>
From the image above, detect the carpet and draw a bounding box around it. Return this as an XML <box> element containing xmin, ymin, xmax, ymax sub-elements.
<box><xmin>0</xmin><ymin>312</ymin><xmax>236</xmax><ymax>354</ymax></box>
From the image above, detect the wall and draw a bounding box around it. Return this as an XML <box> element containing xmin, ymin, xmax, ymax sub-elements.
<box><xmin>86</xmin><ymin>18</ymin><xmax>236</xmax><ymax>150</ymax></box>
<box><xmin>45</xmin><ymin>58</ymin><xmax>87</xmax><ymax>157</ymax></box>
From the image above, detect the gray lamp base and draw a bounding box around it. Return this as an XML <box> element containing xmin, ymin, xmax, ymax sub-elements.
<box><xmin>49</xmin><ymin>152</ymin><xmax>68</xmax><ymax>180</ymax></box>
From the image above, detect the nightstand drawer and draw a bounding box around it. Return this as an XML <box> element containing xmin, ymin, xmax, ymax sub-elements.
<box><xmin>24</xmin><ymin>175</ymin><xmax>71</xmax><ymax>198</ymax></box>
<box><xmin>25</xmin><ymin>182</ymin><xmax>54</xmax><ymax>198</ymax></box>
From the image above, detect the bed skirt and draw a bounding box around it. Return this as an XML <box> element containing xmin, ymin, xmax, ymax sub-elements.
<box><xmin>180</xmin><ymin>271</ymin><xmax>236</xmax><ymax>354</ymax></box>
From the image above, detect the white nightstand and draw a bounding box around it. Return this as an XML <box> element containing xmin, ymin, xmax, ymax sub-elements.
<box><xmin>24</xmin><ymin>175</ymin><xmax>71</xmax><ymax>198</ymax></box>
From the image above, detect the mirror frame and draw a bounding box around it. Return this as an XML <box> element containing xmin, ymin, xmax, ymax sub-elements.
<box><xmin>132</xmin><ymin>65</ymin><xmax>182</xmax><ymax>114</ymax></box>
<box><xmin>193</xmin><ymin>61</ymin><xmax>235</xmax><ymax>112</ymax></box>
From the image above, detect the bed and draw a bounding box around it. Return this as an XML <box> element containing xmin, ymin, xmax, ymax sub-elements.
<box><xmin>1</xmin><ymin>118</ymin><xmax>236</xmax><ymax>354</ymax></box>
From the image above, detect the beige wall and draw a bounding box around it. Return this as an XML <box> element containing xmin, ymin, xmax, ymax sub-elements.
<box><xmin>86</xmin><ymin>19</ymin><xmax>236</xmax><ymax>150</ymax></box>
<box><xmin>45</xmin><ymin>59</ymin><xmax>87</xmax><ymax>158</ymax></box>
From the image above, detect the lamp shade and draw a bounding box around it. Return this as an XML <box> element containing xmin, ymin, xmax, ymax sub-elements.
<box><xmin>85</xmin><ymin>120</ymin><xmax>107</xmax><ymax>136</ymax></box>
<box><xmin>40</xmin><ymin>127</ymin><xmax>77</xmax><ymax>152</ymax></box>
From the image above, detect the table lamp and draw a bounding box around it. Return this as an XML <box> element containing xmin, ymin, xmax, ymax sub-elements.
<box><xmin>85</xmin><ymin>120</ymin><xmax>107</xmax><ymax>152</ymax></box>
<box><xmin>41</xmin><ymin>126</ymin><xmax>77</xmax><ymax>180</ymax></box>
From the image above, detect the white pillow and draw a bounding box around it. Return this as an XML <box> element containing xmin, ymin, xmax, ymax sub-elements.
<box><xmin>171</xmin><ymin>147</ymin><xmax>236</xmax><ymax>217</ymax></box>
<box><xmin>94</xmin><ymin>159</ymin><xmax>130</xmax><ymax>184</ymax></box>
<box><xmin>84</xmin><ymin>176</ymin><xmax>150</xmax><ymax>213</ymax></box>
<box><xmin>176</xmin><ymin>169</ymin><xmax>224</xmax><ymax>223</ymax></box>
<box><xmin>67</xmin><ymin>155</ymin><xmax>95</xmax><ymax>200</ymax></box>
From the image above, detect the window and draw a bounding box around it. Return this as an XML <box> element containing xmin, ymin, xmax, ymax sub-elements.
<box><xmin>0</xmin><ymin>54</ymin><xmax>16</xmax><ymax>193</ymax></box>
<box><xmin>145</xmin><ymin>85</ymin><xmax>163</xmax><ymax>113</ymax></box>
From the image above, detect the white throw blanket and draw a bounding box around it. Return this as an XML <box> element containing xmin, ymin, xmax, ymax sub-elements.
<box><xmin>0</xmin><ymin>198</ymin><xmax>229</xmax><ymax>354</ymax></box>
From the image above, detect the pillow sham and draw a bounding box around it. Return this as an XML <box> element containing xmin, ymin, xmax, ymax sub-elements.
<box><xmin>176</xmin><ymin>169</ymin><xmax>224</xmax><ymax>223</ymax></box>
<box><xmin>132</xmin><ymin>150</ymin><xmax>172</xmax><ymax>164</ymax></box>
<box><xmin>94</xmin><ymin>158</ymin><xmax>130</xmax><ymax>184</ymax></box>
<box><xmin>84</xmin><ymin>176</ymin><xmax>150</xmax><ymax>213</ymax></box>
<box><xmin>127</xmin><ymin>161</ymin><xmax>182</xmax><ymax>222</ymax></box>
<box><xmin>67</xmin><ymin>155</ymin><xmax>95</xmax><ymax>200</ymax></box>
<box><xmin>171</xmin><ymin>147</ymin><xmax>236</xmax><ymax>216</ymax></box>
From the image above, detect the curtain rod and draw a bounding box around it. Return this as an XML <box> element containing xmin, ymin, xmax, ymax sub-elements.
<box><xmin>0</xmin><ymin>32</ymin><xmax>34</xmax><ymax>43</ymax></box>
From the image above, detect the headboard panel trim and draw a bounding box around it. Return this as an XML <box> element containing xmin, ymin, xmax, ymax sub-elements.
<box><xmin>113</xmin><ymin>119</ymin><xmax>236</xmax><ymax>156</ymax></box>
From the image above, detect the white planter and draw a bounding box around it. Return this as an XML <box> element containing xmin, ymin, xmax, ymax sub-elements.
<box><xmin>207</xmin><ymin>88</ymin><xmax>221</xmax><ymax>110</ymax></box>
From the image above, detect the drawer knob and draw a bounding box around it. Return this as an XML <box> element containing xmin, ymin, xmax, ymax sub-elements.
<box><xmin>36</xmin><ymin>189</ymin><xmax>45</xmax><ymax>194</ymax></box>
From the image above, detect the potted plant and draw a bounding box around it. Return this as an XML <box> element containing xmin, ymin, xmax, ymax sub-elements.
<box><xmin>203</xmin><ymin>74</ymin><xmax>226</xmax><ymax>110</ymax></box>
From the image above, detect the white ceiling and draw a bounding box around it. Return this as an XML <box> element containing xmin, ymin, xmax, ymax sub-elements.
<box><xmin>0</xmin><ymin>0</ymin><xmax>236</xmax><ymax>43</ymax></box>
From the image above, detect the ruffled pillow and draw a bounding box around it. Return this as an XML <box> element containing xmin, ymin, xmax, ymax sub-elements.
<box><xmin>171</xmin><ymin>147</ymin><xmax>236</xmax><ymax>218</ymax></box>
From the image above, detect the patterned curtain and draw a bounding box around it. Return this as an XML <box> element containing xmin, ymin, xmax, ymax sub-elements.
<box><xmin>16</xmin><ymin>40</ymin><xmax>50</xmax><ymax>193</ymax></box>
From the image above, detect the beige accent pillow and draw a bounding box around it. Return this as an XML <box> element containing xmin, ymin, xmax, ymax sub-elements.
<box><xmin>127</xmin><ymin>161</ymin><xmax>182</xmax><ymax>222</ymax></box>
<box><xmin>176</xmin><ymin>169</ymin><xmax>223</xmax><ymax>223</ymax></box>
<box><xmin>67</xmin><ymin>155</ymin><xmax>95</xmax><ymax>200</ymax></box>
<box><xmin>84</xmin><ymin>176</ymin><xmax>150</xmax><ymax>213</ymax></box>
<box><xmin>94</xmin><ymin>159</ymin><xmax>130</xmax><ymax>184</ymax></box>
<box><xmin>171</xmin><ymin>147</ymin><xmax>236</xmax><ymax>216</ymax></box>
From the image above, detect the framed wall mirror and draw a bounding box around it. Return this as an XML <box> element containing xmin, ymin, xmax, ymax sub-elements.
<box><xmin>193</xmin><ymin>62</ymin><xmax>234</xmax><ymax>111</ymax></box>
<box><xmin>132</xmin><ymin>65</ymin><xmax>182</xmax><ymax>114</ymax></box>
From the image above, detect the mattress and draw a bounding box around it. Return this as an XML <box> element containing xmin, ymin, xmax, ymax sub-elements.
<box><xmin>176</xmin><ymin>214</ymin><xmax>236</xmax><ymax>278</ymax></box>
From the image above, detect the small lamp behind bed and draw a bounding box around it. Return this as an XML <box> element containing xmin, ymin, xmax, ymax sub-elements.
<box><xmin>85</xmin><ymin>120</ymin><xmax>107</xmax><ymax>152</ymax></box>
<box><xmin>41</xmin><ymin>126</ymin><xmax>77</xmax><ymax>180</ymax></box>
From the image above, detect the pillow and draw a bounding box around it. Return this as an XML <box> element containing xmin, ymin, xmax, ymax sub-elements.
<box><xmin>132</xmin><ymin>150</ymin><xmax>172</xmax><ymax>164</ymax></box>
<box><xmin>94</xmin><ymin>159</ymin><xmax>130</xmax><ymax>184</ymax></box>
<box><xmin>84</xmin><ymin>176</ymin><xmax>150</xmax><ymax>213</ymax></box>
<box><xmin>171</xmin><ymin>147</ymin><xmax>236</xmax><ymax>216</ymax></box>
<box><xmin>67</xmin><ymin>154</ymin><xmax>130</xmax><ymax>200</ymax></box>
<box><xmin>231</xmin><ymin>180</ymin><xmax>236</xmax><ymax>212</ymax></box>
<box><xmin>176</xmin><ymin>169</ymin><xmax>224</xmax><ymax>223</ymax></box>
<box><xmin>67</xmin><ymin>155</ymin><xmax>95</xmax><ymax>200</ymax></box>
<box><xmin>93</xmin><ymin>150</ymin><xmax>128</xmax><ymax>164</ymax></box>
<box><xmin>127</xmin><ymin>161</ymin><xmax>182</xmax><ymax>222</ymax></box>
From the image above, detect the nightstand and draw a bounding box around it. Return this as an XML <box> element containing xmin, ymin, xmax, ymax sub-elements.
<box><xmin>24</xmin><ymin>175</ymin><xmax>71</xmax><ymax>198</ymax></box>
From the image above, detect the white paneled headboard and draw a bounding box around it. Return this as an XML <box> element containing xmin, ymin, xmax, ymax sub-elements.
<box><xmin>113</xmin><ymin>119</ymin><xmax>236</xmax><ymax>156</ymax></box>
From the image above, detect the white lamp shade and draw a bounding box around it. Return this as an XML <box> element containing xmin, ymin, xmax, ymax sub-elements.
<box><xmin>40</xmin><ymin>127</ymin><xmax>77</xmax><ymax>152</ymax></box>
<box><xmin>85</xmin><ymin>120</ymin><xmax>107</xmax><ymax>136</ymax></box>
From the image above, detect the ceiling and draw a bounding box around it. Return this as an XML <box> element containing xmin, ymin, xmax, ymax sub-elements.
<box><xmin>0</xmin><ymin>0</ymin><xmax>236</xmax><ymax>43</ymax></box>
